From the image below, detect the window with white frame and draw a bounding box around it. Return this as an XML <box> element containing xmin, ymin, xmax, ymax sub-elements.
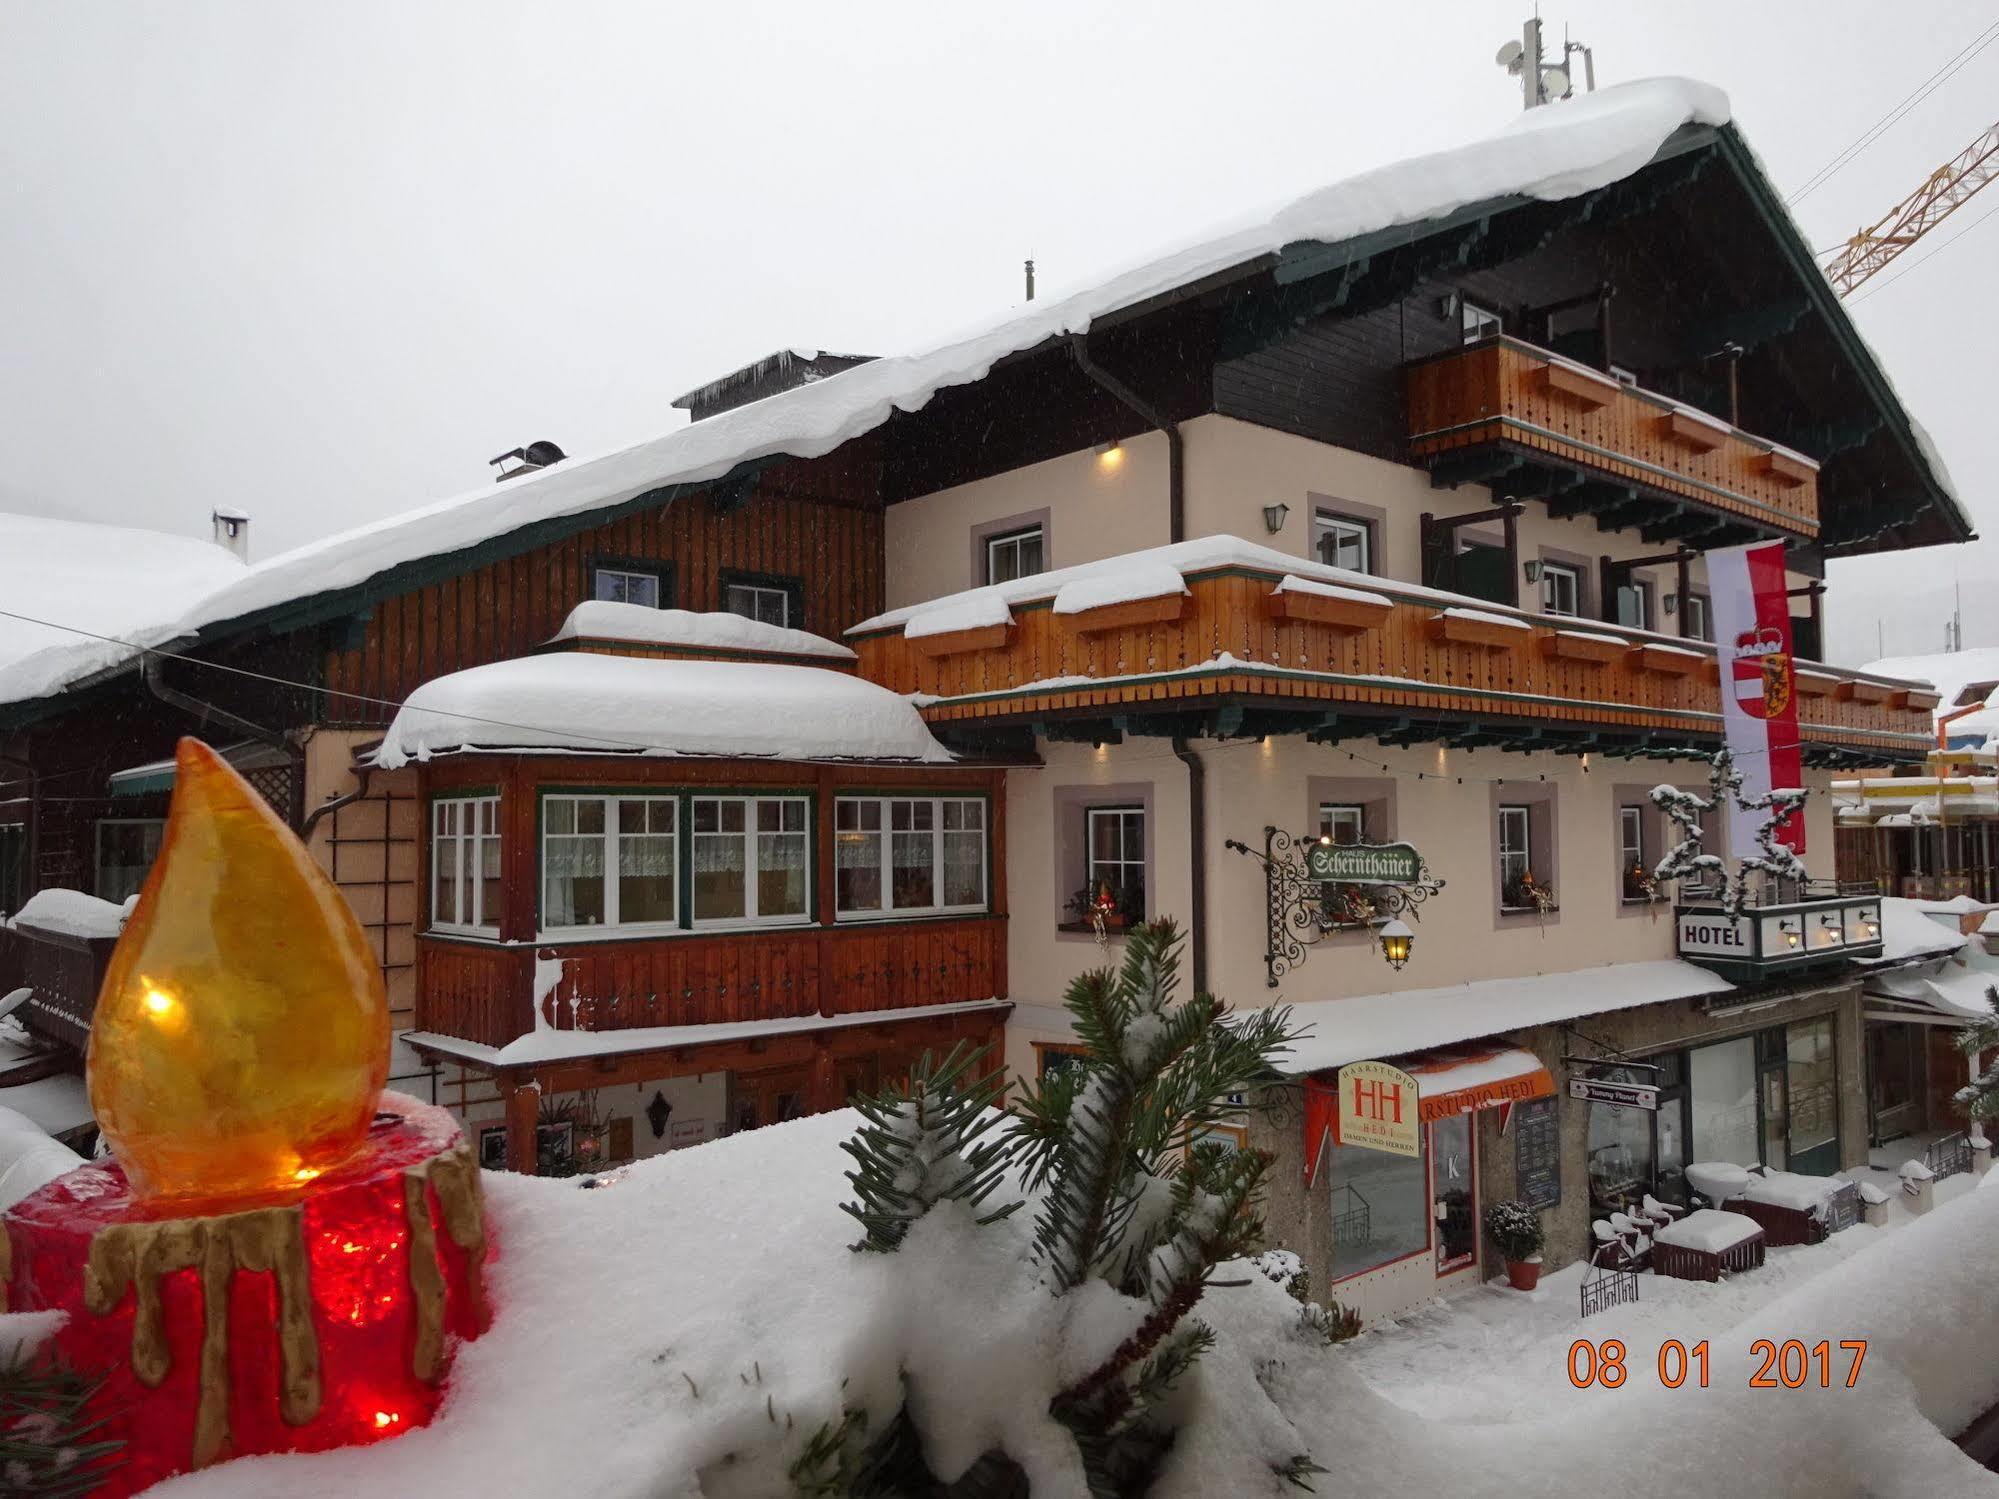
<box><xmin>1318</xmin><ymin>803</ymin><xmax>1365</xmax><ymax>846</ymax></box>
<box><xmin>1540</xmin><ymin>561</ymin><xmax>1582</xmax><ymax>618</ymax></box>
<box><xmin>1084</xmin><ymin>806</ymin><xmax>1146</xmax><ymax>922</ymax></box>
<box><xmin>593</xmin><ymin>566</ymin><xmax>663</xmax><ymax>608</ymax></box>
<box><xmin>835</xmin><ymin>796</ymin><xmax>987</xmax><ymax>917</ymax></box>
<box><xmin>692</xmin><ymin>796</ymin><xmax>809</xmax><ymax>924</ymax></box>
<box><xmin>1614</xmin><ymin>580</ymin><xmax>1651</xmax><ymax>632</ymax></box>
<box><xmin>1459</xmin><ymin>298</ymin><xmax>1502</xmax><ymax>343</ymax></box>
<box><xmin>985</xmin><ymin>525</ymin><xmax>1045</xmax><ymax>585</ymax></box>
<box><xmin>722</xmin><ymin>581</ymin><xmax>792</xmax><ymax>628</ymax></box>
<box><xmin>432</xmin><ymin>796</ymin><xmax>502</xmax><ymax>933</ymax></box>
<box><xmin>1682</xmin><ymin>593</ymin><xmax>1712</xmax><ymax>642</ymax></box>
<box><xmin>1312</xmin><ymin>512</ymin><xmax>1372</xmax><ymax>574</ymax></box>
<box><xmin>1619</xmin><ymin>805</ymin><xmax>1649</xmax><ymax>903</ymax></box>
<box><xmin>1497</xmin><ymin>805</ymin><xmax>1534</xmax><ymax>910</ymax></box>
<box><xmin>95</xmin><ymin>819</ymin><xmax>165</xmax><ymax>905</ymax></box>
<box><xmin>540</xmin><ymin>794</ymin><xmax>678</xmax><ymax>933</ymax></box>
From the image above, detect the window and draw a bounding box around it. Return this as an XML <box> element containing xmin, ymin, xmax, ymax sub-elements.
<box><xmin>1312</xmin><ymin>512</ymin><xmax>1372</xmax><ymax>574</ymax></box>
<box><xmin>1318</xmin><ymin>803</ymin><xmax>1365</xmax><ymax>846</ymax></box>
<box><xmin>1614</xmin><ymin>580</ymin><xmax>1651</xmax><ymax>632</ymax></box>
<box><xmin>723</xmin><ymin>582</ymin><xmax>790</xmax><ymax>627</ymax></box>
<box><xmin>1458</xmin><ymin>298</ymin><xmax>1502</xmax><ymax>343</ymax></box>
<box><xmin>432</xmin><ymin>796</ymin><xmax>502</xmax><ymax>933</ymax></box>
<box><xmin>592</xmin><ymin>566</ymin><xmax>664</xmax><ymax>608</ymax></box>
<box><xmin>985</xmin><ymin>525</ymin><xmax>1045</xmax><ymax>585</ymax></box>
<box><xmin>1689</xmin><ymin>1036</ymin><xmax>1759</xmax><ymax>1168</ymax></box>
<box><xmin>835</xmin><ymin>796</ymin><xmax>987</xmax><ymax>917</ymax></box>
<box><xmin>94</xmin><ymin>819</ymin><xmax>164</xmax><ymax>905</ymax></box>
<box><xmin>1497</xmin><ymin>805</ymin><xmax>1533</xmax><ymax>909</ymax></box>
<box><xmin>1682</xmin><ymin>593</ymin><xmax>1711</xmax><ymax>642</ymax></box>
<box><xmin>692</xmin><ymin>796</ymin><xmax>809</xmax><ymax>924</ymax></box>
<box><xmin>540</xmin><ymin>794</ymin><xmax>678</xmax><ymax>933</ymax></box>
<box><xmin>1326</xmin><ymin>1137</ymin><xmax>1430</xmax><ymax>1279</ymax></box>
<box><xmin>1084</xmin><ymin>806</ymin><xmax>1146</xmax><ymax>923</ymax></box>
<box><xmin>1619</xmin><ymin>805</ymin><xmax>1649</xmax><ymax>903</ymax></box>
<box><xmin>1540</xmin><ymin>561</ymin><xmax>1582</xmax><ymax>618</ymax></box>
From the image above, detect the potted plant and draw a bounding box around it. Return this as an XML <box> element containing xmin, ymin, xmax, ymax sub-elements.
<box><xmin>1485</xmin><ymin>1198</ymin><xmax>1546</xmax><ymax>1291</ymax></box>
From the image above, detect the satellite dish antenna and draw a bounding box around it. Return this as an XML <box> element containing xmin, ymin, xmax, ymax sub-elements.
<box><xmin>1495</xmin><ymin>38</ymin><xmax>1523</xmax><ymax>70</ymax></box>
<box><xmin>1544</xmin><ymin>65</ymin><xmax>1570</xmax><ymax>97</ymax></box>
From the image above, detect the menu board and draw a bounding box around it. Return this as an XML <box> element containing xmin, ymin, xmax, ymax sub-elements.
<box><xmin>1513</xmin><ymin>1097</ymin><xmax>1561</xmax><ymax>1211</ymax></box>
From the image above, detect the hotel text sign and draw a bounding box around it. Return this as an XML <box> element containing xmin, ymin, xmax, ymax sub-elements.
<box><xmin>1336</xmin><ymin>1060</ymin><xmax>1421</xmax><ymax>1157</ymax></box>
<box><xmin>1675</xmin><ymin>912</ymin><xmax>1752</xmax><ymax>958</ymax></box>
<box><xmin>1306</xmin><ymin>840</ymin><xmax>1424</xmax><ymax>886</ymax></box>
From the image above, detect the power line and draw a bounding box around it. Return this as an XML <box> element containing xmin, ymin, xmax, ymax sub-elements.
<box><xmin>1789</xmin><ymin>19</ymin><xmax>1999</xmax><ymax>205</ymax></box>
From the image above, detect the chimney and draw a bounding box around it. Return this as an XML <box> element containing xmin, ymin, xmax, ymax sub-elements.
<box><xmin>211</xmin><ymin>507</ymin><xmax>250</xmax><ymax>562</ymax></box>
<box><xmin>490</xmin><ymin>440</ymin><xmax>567</xmax><ymax>483</ymax></box>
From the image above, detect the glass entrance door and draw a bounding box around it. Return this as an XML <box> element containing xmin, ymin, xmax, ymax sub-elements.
<box><xmin>1787</xmin><ymin>1016</ymin><xmax>1840</xmax><ymax>1175</ymax></box>
<box><xmin>1431</xmin><ymin>1115</ymin><xmax>1477</xmax><ymax>1274</ymax></box>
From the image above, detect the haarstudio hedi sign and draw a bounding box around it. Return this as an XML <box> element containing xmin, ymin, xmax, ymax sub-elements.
<box><xmin>1304</xmin><ymin>840</ymin><xmax>1424</xmax><ymax>886</ymax></box>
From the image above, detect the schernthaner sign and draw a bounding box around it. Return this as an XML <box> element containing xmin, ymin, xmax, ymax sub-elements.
<box><xmin>1304</xmin><ymin>840</ymin><xmax>1424</xmax><ymax>886</ymax></box>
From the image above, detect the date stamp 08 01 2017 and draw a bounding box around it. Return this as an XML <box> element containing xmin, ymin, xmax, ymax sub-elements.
<box><xmin>1567</xmin><ymin>1338</ymin><xmax>1868</xmax><ymax>1390</ymax></box>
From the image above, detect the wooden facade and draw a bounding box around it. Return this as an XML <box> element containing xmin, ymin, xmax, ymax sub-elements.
<box><xmin>322</xmin><ymin>461</ymin><xmax>883</xmax><ymax>723</ymax></box>
<box><xmin>851</xmin><ymin>567</ymin><xmax>1934</xmax><ymax>758</ymax></box>
<box><xmin>1404</xmin><ymin>337</ymin><xmax>1820</xmax><ymax>540</ymax></box>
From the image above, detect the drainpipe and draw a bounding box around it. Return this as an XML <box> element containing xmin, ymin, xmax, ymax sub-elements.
<box><xmin>1069</xmin><ymin>333</ymin><xmax>1184</xmax><ymax>544</ymax></box>
<box><xmin>1172</xmin><ymin>736</ymin><xmax>1208</xmax><ymax>993</ymax></box>
<box><xmin>301</xmin><ymin>762</ymin><xmax>375</xmax><ymax>842</ymax></box>
<box><xmin>1937</xmin><ymin>702</ymin><xmax>1984</xmax><ymax>750</ymax></box>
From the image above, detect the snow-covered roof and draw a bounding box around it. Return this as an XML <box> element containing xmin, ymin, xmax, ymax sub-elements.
<box><xmin>1857</xmin><ymin>896</ymin><xmax>1974</xmax><ymax>968</ymax></box>
<box><xmin>1274</xmin><ymin>958</ymin><xmax>1734</xmax><ymax>1076</ymax></box>
<box><xmin>373</xmin><ymin>653</ymin><xmax>954</xmax><ymax>768</ymax></box>
<box><xmin>0</xmin><ymin>511</ymin><xmax>244</xmax><ymax>699</ymax></box>
<box><xmin>1862</xmin><ymin>647</ymin><xmax>1999</xmax><ymax>744</ymax></box>
<box><xmin>549</xmin><ymin>601</ymin><xmax>855</xmax><ymax>661</ymax></box>
<box><xmin>0</xmin><ymin>79</ymin><xmax>1748</xmax><ymax>714</ymax></box>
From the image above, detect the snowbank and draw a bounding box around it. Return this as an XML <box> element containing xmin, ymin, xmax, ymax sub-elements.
<box><xmin>549</xmin><ymin>602</ymin><xmax>855</xmax><ymax>661</ymax></box>
<box><xmin>0</xmin><ymin>80</ymin><xmax>1741</xmax><ymax>712</ymax></box>
<box><xmin>1864</xmin><ymin>897</ymin><xmax>1973</xmax><ymax>966</ymax></box>
<box><xmin>373</xmin><ymin>654</ymin><xmax>954</xmax><ymax>768</ymax></box>
<box><xmin>5</xmin><ymin>887</ymin><xmax>128</xmax><ymax>941</ymax></box>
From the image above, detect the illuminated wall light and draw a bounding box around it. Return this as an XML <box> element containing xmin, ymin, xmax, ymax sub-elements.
<box><xmin>1096</xmin><ymin>441</ymin><xmax>1124</xmax><ymax>471</ymax></box>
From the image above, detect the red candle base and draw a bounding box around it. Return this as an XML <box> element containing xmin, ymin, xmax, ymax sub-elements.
<box><xmin>2</xmin><ymin>1092</ymin><xmax>488</xmax><ymax>1497</ymax></box>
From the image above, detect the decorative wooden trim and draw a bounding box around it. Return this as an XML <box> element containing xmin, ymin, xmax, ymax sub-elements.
<box><xmin>1657</xmin><ymin>409</ymin><xmax>1728</xmax><ymax>453</ymax></box>
<box><xmin>1061</xmin><ymin>592</ymin><xmax>1187</xmax><ymax>635</ymax></box>
<box><xmin>1837</xmin><ymin>678</ymin><xmax>1895</xmax><ymax>705</ymax></box>
<box><xmin>1753</xmin><ymin>449</ymin><xmax>1817</xmax><ymax>487</ymax></box>
<box><xmin>1267</xmin><ymin>588</ymin><xmax>1392</xmax><ymax>633</ymax></box>
<box><xmin>1536</xmin><ymin>630</ymin><xmax>1626</xmax><ymax>664</ymax></box>
<box><xmin>1625</xmin><ymin>644</ymin><xmax>1705</xmax><ymax>677</ymax></box>
<box><xmin>1541</xmin><ymin>360</ymin><xmax>1619</xmax><ymax>410</ymax></box>
<box><xmin>1894</xmin><ymin>688</ymin><xmax>1942</xmax><ymax>712</ymax></box>
<box><xmin>911</xmin><ymin>622</ymin><xmax>1012</xmax><ymax>657</ymax></box>
<box><xmin>1426</xmin><ymin>611</ymin><xmax>1529</xmax><ymax>650</ymax></box>
<box><xmin>1794</xmin><ymin>672</ymin><xmax>1838</xmax><ymax>699</ymax></box>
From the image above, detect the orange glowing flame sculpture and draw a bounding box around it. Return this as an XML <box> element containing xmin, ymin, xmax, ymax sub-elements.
<box><xmin>88</xmin><ymin>738</ymin><xmax>389</xmax><ymax>1201</ymax></box>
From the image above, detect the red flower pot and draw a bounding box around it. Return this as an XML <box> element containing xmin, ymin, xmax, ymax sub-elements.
<box><xmin>1504</xmin><ymin>1256</ymin><xmax>1543</xmax><ymax>1292</ymax></box>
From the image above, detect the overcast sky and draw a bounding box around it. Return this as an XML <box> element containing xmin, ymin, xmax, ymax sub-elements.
<box><xmin>1</xmin><ymin>1</ymin><xmax>1992</xmax><ymax>667</ymax></box>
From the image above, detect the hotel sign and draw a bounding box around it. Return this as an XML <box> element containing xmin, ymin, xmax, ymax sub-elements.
<box><xmin>1305</xmin><ymin>840</ymin><xmax>1424</xmax><ymax>886</ymax></box>
<box><xmin>1568</xmin><ymin>1077</ymin><xmax>1660</xmax><ymax>1111</ymax></box>
<box><xmin>1676</xmin><ymin>911</ymin><xmax>1752</xmax><ymax>958</ymax></box>
<box><xmin>1336</xmin><ymin>1060</ymin><xmax>1421</xmax><ymax>1157</ymax></box>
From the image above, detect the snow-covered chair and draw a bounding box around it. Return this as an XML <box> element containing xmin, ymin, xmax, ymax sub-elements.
<box><xmin>1591</xmin><ymin>1216</ymin><xmax>1649</xmax><ymax>1272</ymax></box>
<box><xmin>1638</xmin><ymin>1194</ymin><xmax>1685</xmax><ymax>1230</ymax></box>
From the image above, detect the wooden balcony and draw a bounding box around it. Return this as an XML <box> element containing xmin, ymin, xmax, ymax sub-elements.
<box><xmin>0</xmin><ymin>922</ymin><xmax>115</xmax><ymax>1054</ymax></box>
<box><xmin>1404</xmin><ymin>337</ymin><xmax>1820</xmax><ymax>542</ymax></box>
<box><xmin>851</xmin><ymin>564</ymin><xmax>1934</xmax><ymax>762</ymax></box>
<box><xmin>416</xmin><ymin>914</ymin><xmax>1008</xmax><ymax>1051</ymax></box>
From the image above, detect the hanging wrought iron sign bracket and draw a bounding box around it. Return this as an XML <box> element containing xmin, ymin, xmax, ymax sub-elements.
<box><xmin>1225</xmin><ymin>825</ymin><xmax>1444</xmax><ymax>988</ymax></box>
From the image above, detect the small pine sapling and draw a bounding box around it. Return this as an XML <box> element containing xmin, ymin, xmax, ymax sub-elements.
<box><xmin>840</xmin><ymin>1042</ymin><xmax>1021</xmax><ymax>1254</ymax></box>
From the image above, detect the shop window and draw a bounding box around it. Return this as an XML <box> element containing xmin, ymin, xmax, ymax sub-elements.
<box><xmin>1540</xmin><ymin>561</ymin><xmax>1582</xmax><ymax>618</ymax></box>
<box><xmin>1787</xmin><ymin>1016</ymin><xmax>1840</xmax><ymax>1174</ymax></box>
<box><xmin>1312</xmin><ymin>512</ymin><xmax>1373</xmax><ymax>574</ymax></box>
<box><xmin>432</xmin><ymin>795</ymin><xmax>502</xmax><ymax>934</ymax></box>
<box><xmin>1689</xmin><ymin>1036</ymin><xmax>1760</xmax><ymax>1167</ymax></box>
<box><xmin>592</xmin><ymin>564</ymin><xmax>666</xmax><ymax>608</ymax></box>
<box><xmin>1431</xmin><ymin>1116</ymin><xmax>1476</xmax><ymax>1272</ymax></box>
<box><xmin>835</xmin><ymin>796</ymin><xmax>987</xmax><ymax>917</ymax></box>
<box><xmin>94</xmin><ymin>819</ymin><xmax>164</xmax><ymax>905</ymax></box>
<box><xmin>985</xmin><ymin>525</ymin><xmax>1045</xmax><ymax>585</ymax></box>
<box><xmin>692</xmin><ymin>795</ymin><xmax>809</xmax><ymax>924</ymax></box>
<box><xmin>1867</xmin><ymin>1021</ymin><xmax>1920</xmax><ymax>1137</ymax></box>
<box><xmin>719</xmin><ymin>571</ymin><xmax>801</xmax><ymax>629</ymax></box>
<box><xmin>540</xmin><ymin>794</ymin><xmax>679</xmax><ymax>934</ymax></box>
<box><xmin>1586</xmin><ymin>1066</ymin><xmax>1658</xmax><ymax>1215</ymax></box>
<box><xmin>1076</xmin><ymin>806</ymin><xmax>1146</xmax><ymax>928</ymax></box>
<box><xmin>1325</xmin><ymin>1138</ymin><xmax>1430</xmax><ymax>1279</ymax></box>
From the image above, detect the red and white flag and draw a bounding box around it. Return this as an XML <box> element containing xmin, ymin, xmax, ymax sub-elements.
<box><xmin>1706</xmin><ymin>540</ymin><xmax>1805</xmax><ymax>860</ymax></box>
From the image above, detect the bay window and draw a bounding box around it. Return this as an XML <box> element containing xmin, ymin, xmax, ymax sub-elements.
<box><xmin>835</xmin><ymin>796</ymin><xmax>987</xmax><ymax>917</ymax></box>
<box><xmin>541</xmin><ymin>794</ymin><xmax>678</xmax><ymax>934</ymax></box>
<box><xmin>432</xmin><ymin>797</ymin><xmax>501</xmax><ymax>934</ymax></box>
<box><xmin>692</xmin><ymin>796</ymin><xmax>809</xmax><ymax>924</ymax></box>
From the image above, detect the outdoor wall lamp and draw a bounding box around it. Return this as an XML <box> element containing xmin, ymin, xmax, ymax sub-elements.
<box><xmin>1522</xmin><ymin>559</ymin><xmax>1543</xmax><ymax>583</ymax></box>
<box><xmin>1664</xmin><ymin>592</ymin><xmax>1680</xmax><ymax>616</ymax></box>
<box><xmin>1262</xmin><ymin>502</ymin><xmax>1290</xmax><ymax>534</ymax></box>
<box><xmin>1379</xmin><ymin>918</ymin><xmax>1415</xmax><ymax>970</ymax></box>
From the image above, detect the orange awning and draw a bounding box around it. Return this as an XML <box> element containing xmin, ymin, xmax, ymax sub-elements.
<box><xmin>1401</xmin><ymin>1044</ymin><xmax>1554</xmax><ymax>1122</ymax></box>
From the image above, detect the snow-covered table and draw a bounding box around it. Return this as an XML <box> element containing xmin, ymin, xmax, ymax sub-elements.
<box><xmin>1732</xmin><ymin>1171</ymin><xmax>1843</xmax><ymax>1245</ymax></box>
<box><xmin>1682</xmin><ymin>1160</ymin><xmax>1755</xmax><ymax>1206</ymax></box>
<box><xmin>1651</xmin><ymin>1208</ymin><xmax>1766</xmax><ymax>1282</ymax></box>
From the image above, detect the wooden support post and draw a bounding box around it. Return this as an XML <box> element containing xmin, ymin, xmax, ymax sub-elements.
<box><xmin>1502</xmin><ymin>506</ymin><xmax>1520</xmax><ymax>609</ymax></box>
<box><xmin>1676</xmin><ymin>551</ymin><xmax>1692</xmax><ymax>638</ymax></box>
<box><xmin>506</xmin><ymin>1078</ymin><xmax>542</xmax><ymax>1175</ymax></box>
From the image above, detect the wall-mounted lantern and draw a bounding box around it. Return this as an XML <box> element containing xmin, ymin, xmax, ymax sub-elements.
<box><xmin>1262</xmin><ymin>502</ymin><xmax>1290</xmax><ymax>535</ymax></box>
<box><xmin>1379</xmin><ymin>918</ymin><xmax>1415</xmax><ymax>971</ymax></box>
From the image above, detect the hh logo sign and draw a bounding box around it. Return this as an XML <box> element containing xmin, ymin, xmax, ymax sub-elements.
<box><xmin>1336</xmin><ymin>1060</ymin><xmax>1421</xmax><ymax>1157</ymax></box>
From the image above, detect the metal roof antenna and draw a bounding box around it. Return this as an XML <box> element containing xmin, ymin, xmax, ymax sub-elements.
<box><xmin>1025</xmin><ymin>257</ymin><xmax>1036</xmax><ymax>302</ymax></box>
<box><xmin>1497</xmin><ymin>17</ymin><xmax>1592</xmax><ymax>109</ymax></box>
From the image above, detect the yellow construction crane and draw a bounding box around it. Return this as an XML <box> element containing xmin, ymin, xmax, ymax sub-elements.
<box><xmin>1821</xmin><ymin>122</ymin><xmax>1999</xmax><ymax>295</ymax></box>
